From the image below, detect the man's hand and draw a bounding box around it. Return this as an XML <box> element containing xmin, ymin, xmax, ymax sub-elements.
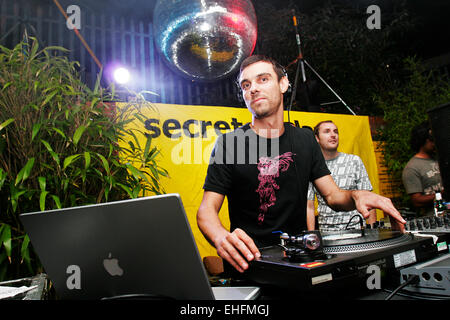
<box><xmin>314</xmin><ymin>175</ymin><xmax>407</xmax><ymax>231</ymax></box>
<box><xmin>351</xmin><ymin>190</ymin><xmax>406</xmax><ymax>231</ymax></box>
<box><xmin>197</xmin><ymin>191</ymin><xmax>261</xmax><ymax>273</ymax></box>
<box><xmin>214</xmin><ymin>228</ymin><xmax>261</xmax><ymax>273</ymax></box>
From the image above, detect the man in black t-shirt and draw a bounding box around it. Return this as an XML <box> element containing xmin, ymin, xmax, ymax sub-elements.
<box><xmin>197</xmin><ymin>55</ymin><xmax>406</xmax><ymax>273</ymax></box>
<box><xmin>203</xmin><ymin>123</ymin><xmax>329</xmax><ymax>247</ymax></box>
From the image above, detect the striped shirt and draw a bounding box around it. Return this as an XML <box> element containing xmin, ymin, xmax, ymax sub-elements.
<box><xmin>307</xmin><ymin>153</ymin><xmax>373</xmax><ymax>232</ymax></box>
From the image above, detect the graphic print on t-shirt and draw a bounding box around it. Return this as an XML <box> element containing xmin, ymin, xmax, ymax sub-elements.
<box><xmin>256</xmin><ymin>152</ymin><xmax>295</xmax><ymax>224</ymax></box>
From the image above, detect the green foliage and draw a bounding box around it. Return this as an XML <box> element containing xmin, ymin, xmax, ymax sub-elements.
<box><xmin>0</xmin><ymin>38</ymin><xmax>168</xmax><ymax>281</ymax></box>
<box><xmin>375</xmin><ymin>57</ymin><xmax>450</xmax><ymax>204</ymax></box>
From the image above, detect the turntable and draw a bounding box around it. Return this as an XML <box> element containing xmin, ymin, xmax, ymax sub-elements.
<box><xmin>245</xmin><ymin>227</ymin><xmax>439</xmax><ymax>291</ymax></box>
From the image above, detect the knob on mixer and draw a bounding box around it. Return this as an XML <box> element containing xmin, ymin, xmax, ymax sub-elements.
<box><xmin>404</xmin><ymin>213</ymin><xmax>450</xmax><ymax>232</ymax></box>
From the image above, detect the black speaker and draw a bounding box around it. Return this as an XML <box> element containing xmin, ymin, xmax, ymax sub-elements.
<box><xmin>428</xmin><ymin>102</ymin><xmax>450</xmax><ymax>200</ymax></box>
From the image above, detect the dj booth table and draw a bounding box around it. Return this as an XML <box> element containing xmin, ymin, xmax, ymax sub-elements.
<box><xmin>3</xmin><ymin>229</ymin><xmax>449</xmax><ymax>301</ymax></box>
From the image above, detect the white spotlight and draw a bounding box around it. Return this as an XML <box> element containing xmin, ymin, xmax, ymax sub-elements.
<box><xmin>113</xmin><ymin>67</ymin><xmax>131</xmax><ymax>84</ymax></box>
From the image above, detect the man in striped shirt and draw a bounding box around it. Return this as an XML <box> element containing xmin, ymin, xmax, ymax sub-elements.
<box><xmin>307</xmin><ymin>120</ymin><xmax>376</xmax><ymax>231</ymax></box>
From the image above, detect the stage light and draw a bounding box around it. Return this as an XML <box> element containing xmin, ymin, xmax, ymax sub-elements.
<box><xmin>113</xmin><ymin>67</ymin><xmax>130</xmax><ymax>84</ymax></box>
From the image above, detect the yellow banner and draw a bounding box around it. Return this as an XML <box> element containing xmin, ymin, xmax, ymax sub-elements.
<box><xmin>119</xmin><ymin>103</ymin><xmax>380</xmax><ymax>259</ymax></box>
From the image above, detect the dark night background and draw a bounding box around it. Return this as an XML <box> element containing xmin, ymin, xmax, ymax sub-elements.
<box><xmin>81</xmin><ymin>0</ymin><xmax>449</xmax><ymax>59</ymax></box>
<box><xmin>2</xmin><ymin>0</ymin><xmax>449</xmax><ymax>115</ymax></box>
<box><xmin>68</xmin><ymin>0</ymin><xmax>450</xmax><ymax>114</ymax></box>
<box><xmin>97</xmin><ymin>0</ymin><xmax>450</xmax><ymax>59</ymax></box>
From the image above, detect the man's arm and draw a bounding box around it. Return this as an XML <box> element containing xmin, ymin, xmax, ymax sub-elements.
<box><xmin>306</xmin><ymin>200</ymin><xmax>316</xmax><ymax>231</ymax></box>
<box><xmin>402</xmin><ymin>166</ymin><xmax>436</xmax><ymax>208</ymax></box>
<box><xmin>313</xmin><ymin>175</ymin><xmax>406</xmax><ymax>230</ymax></box>
<box><xmin>197</xmin><ymin>191</ymin><xmax>260</xmax><ymax>273</ymax></box>
<box><xmin>409</xmin><ymin>192</ymin><xmax>435</xmax><ymax>208</ymax></box>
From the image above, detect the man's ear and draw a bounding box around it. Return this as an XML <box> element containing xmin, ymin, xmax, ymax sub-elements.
<box><xmin>279</xmin><ymin>76</ymin><xmax>290</xmax><ymax>94</ymax></box>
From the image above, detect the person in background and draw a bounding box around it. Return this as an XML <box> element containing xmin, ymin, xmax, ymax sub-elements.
<box><xmin>306</xmin><ymin>120</ymin><xmax>376</xmax><ymax>232</ymax></box>
<box><xmin>402</xmin><ymin>121</ymin><xmax>443</xmax><ymax>216</ymax></box>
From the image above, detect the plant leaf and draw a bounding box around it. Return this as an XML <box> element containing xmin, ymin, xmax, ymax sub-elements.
<box><xmin>116</xmin><ymin>183</ymin><xmax>133</xmax><ymax>198</ymax></box>
<box><xmin>40</xmin><ymin>89</ymin><xmax>58</xmax><ymax>108</ymax></box>
<box><xmin>0</xmin><ymin>118</ymin><xmax>14</xmax><ymax>131</ymax></box>
<box><xmin>31</xmin><ymin>123</ymin><xmax>41</xmax><ymax>141</ymax></box>
<box><xmin>51</xmin><ymin>195</ymin><xmax>62</xmax><ymax>209</ymax></box>
<box><xmin>96</xmin><ymin>153</ymin><xmax>110</xmax><ymax>175</ymax></box>
<box><xmin>84</xmin><ymin>151</ymin><xmax>91</xmax><ymax>169</ymax></box>
<box><xmin>143</xmin><ymin>135</ymin><xmax>152</xmax><ymax>162</ymax></box>
<box><xmin>1</xmin><ymin>81</ymin><xmax>11</xmax><ymax>91</ymax></box>
<box><xmin>125</xmin><ymin>163</ymin><xmax>147</xmax><ymax>182</ymax></box>
<box><xmin>0</xmin><ymin>169</ymin><xmax>7</xmax><ymax>189</ymax></box>
<box><xmin>39</xmin><ymin>191</ymin><xmax>49</xmax><ymax>211</ymax></box>
<box><xmin>0</xmin><ymin>224</ymin><xmax>12</xmax><ymax>263</ymax></box>
<box><xmin>63</xmin><ymin>154</ymin><xmax>81</xmax><ymax>170</ymax></box>
<box><xmin>20</xmin><ymin>235</ymin><xmax>31</xmax><ymax>264</ymax></box>
<box><xmin>41</xmin><ymin>140</ymin><xmax>60</xmax><ymax>165</ymax></box>
<box><xmin>15</xmin><ymin>157</ymin><xmax>35</xmax><ymax>185</ymax></box>
<box><xmin>22</xmin><ymin>157</ymin><xmax>35</xmax><ymax>182</ymax></box>
<box><xmin>38</xmin><ymin>176</ymin><xmax>46</xmax><ymax>191</ymax></box>
<box><xmin>52</xmin><ymin>127</ymin><xmax>67</xmax><ymax>139</ymax></box>
<box><xmin>73</xmin><ymin>125</ymin><xmax>87</xmax><ymax>146</ymax></box>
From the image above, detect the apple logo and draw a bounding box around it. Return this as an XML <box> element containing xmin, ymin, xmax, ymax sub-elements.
<box><xmin>103</xmin><ymin>253</ymin><xmax>124</xmax><ymax>276</ymax></box>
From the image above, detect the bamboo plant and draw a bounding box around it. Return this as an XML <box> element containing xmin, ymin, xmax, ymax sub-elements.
<box><xmin>0</xmin><ymin>37</ymin><xmax>168</xmax><ymax>281</ymax></box>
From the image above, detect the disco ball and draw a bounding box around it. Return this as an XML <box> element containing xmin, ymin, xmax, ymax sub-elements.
<box><xmin>153</xmin><ymin>0</ymin><xmax>257</xmax><ymax>81</ymax></box>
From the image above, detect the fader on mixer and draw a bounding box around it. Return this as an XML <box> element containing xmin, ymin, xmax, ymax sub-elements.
<box><xmin>404</xmin><ymin>213</ymin><xmax>450</xmax><ymax>232</ymax></box>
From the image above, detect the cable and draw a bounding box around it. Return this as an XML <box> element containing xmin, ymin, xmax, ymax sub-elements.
<box><xmin>319</xmin><ymin>214</ymin><xmax>363</xmax><ymax>229</ymax></box>
<box><xmin>382</xmin><ymin>289</ymin><xmax>449</xmax><ymax>300</ymax></box>
<box><xmin>382</xmin><ymin>288</ymin><xmax>450</xmax><ymax>301</ymax></box>
<box><xmin>344</xmin><ymin>214</ymin><xmax>364</xmax><ymax>230</ymax></box>
<box><xmin>384</xmin><ymin>275</ymin><xmax>419</xmax><ymax>300</ymax></box>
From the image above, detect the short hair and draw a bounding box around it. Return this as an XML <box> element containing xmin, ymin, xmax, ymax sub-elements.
<box><xmin>410</xmin><ymin>121</ymin><xmax>432</xmax><ymax>152</ymax></box>
<box><xmin>313</xmin><ymin>120</ymin><xmax>335</xmax><ymax>137</ymax></box>
<box><xmin>238</xmin><ymin>55</ymin><xmax>287</xmax><ymax>82</ymax></box>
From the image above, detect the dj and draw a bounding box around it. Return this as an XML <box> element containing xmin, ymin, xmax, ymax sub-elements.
<box><xmin>197</xmin><ymin>55</ymin><xmax>406</xmax><ymax>273</ymax></box>
<box><xmin>306</xmin><ymin>120</ymin><xmax>376</xmax><ymax>232</ymax></box>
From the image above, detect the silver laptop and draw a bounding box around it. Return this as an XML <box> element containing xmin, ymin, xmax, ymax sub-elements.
<box><xmin>20</xmin><ymin>193</ymin><xmax>259</xmax><ymax>300</ymax></box>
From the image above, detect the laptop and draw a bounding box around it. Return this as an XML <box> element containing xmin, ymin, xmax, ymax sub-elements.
<box><xmin>20</xmin><ymin>193</ymin><xmax>260</xmax><ymax>300</ymax></box>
